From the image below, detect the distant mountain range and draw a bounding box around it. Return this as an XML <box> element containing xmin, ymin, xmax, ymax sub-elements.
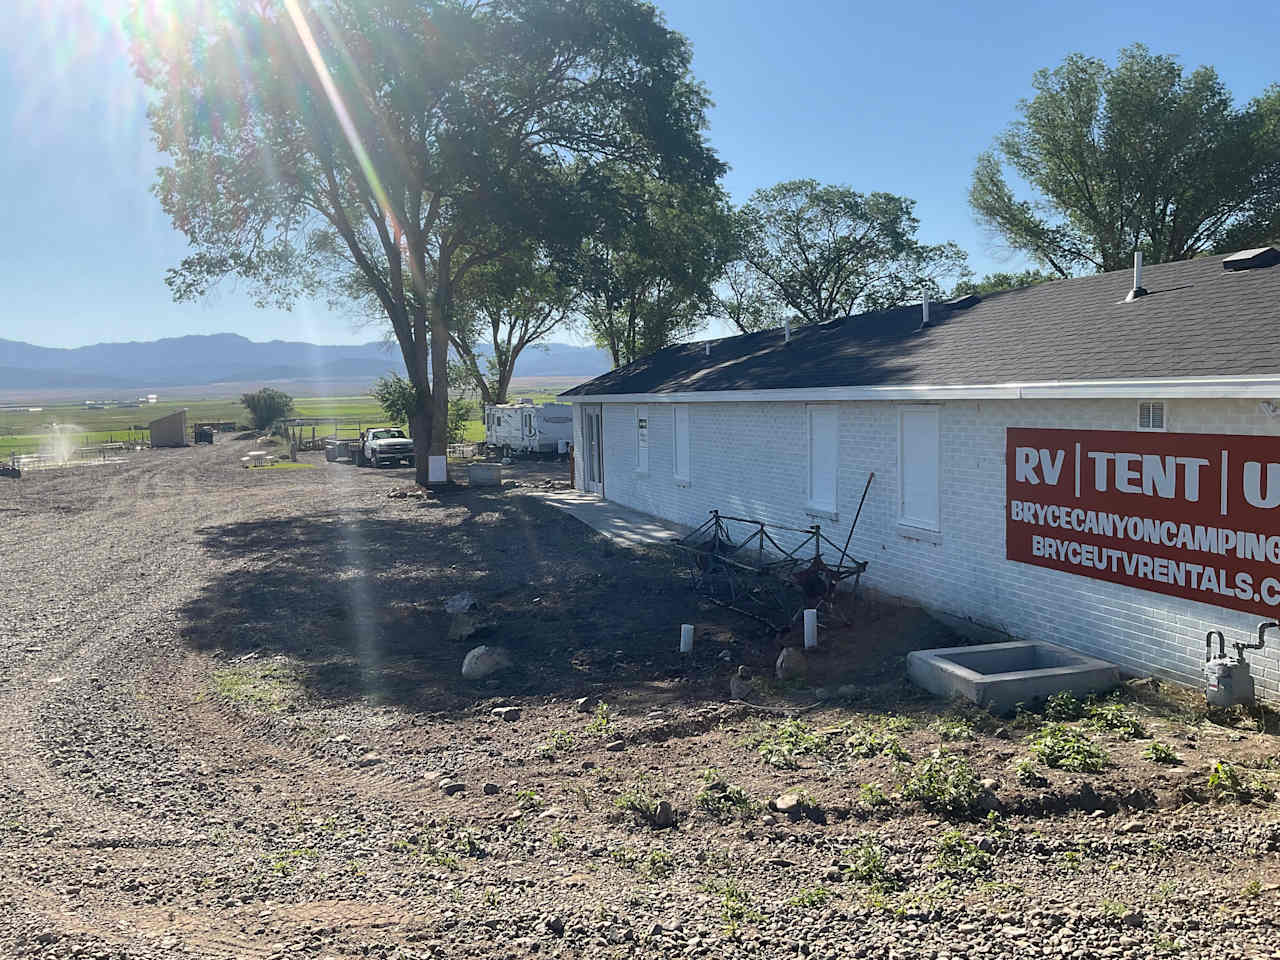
<box><xmin>0</xmin><ymin>333</ymin><xmax>610</xmax><ymax>391</ymax></box>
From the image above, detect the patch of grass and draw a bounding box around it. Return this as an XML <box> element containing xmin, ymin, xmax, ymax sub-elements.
<box><xmin>1060</xmin><ymin>850</ymin><xmax>1083</xmax><ymax>872</ymax></box>
<box><xmin>212</xmin><ymin>662</ymin><xmax>298</xmax><ymax>711</ymax></box>
<box><xmin>787</xmin><ymin>886</ymin><xmax>834</xmax><ymax>910</ymax></box>
<box><xmin>1099</xmin><ymin>897</ymin><xmax>1128</xmax><ymax>918</ymax></box>
<box><xmin>550</xmin><ymin>830</ymin><xmax>568</xmax><ymax>851</ymax></box>
<box><xmin>1241</xmin><ymin>877</ymin><xmax>1263</xmax><ymax>898</ymax></box>
<box><xmin>934</xmin><ymin>830</ymin><xmax>993</xmax><ymax>880</ymax></box>
<box><xmin>1028</xmin><ymin>724</ymin><xmax>1109</xmax><ymax>772</ymax></box>
<box><xmin>900</xmin><ymin>753</ymin><xmax>983</xmax><ymax>817</ymax></box>
<box><xmin>747</xmin><ymin>719</ymin><xmax>832</xmax><ymax>769</ymax></box>
<box><xmin>931</xmin><ymin>718</ymin><xmax>976</xmax><ymax>741</ymax></box>
<box><xmin>1085</xmin><ymin>700</ymin><xmax>1149</xmax><ymax>739</ymax></box>
<box><xmin>1044</xmin><ymin>691</ymin><xmax>1084</xmax><ymax>721</ymax></box>
<box><xmin>694</xmin><ymin>770</ymin><xmax>758</xmax><ymax>822</ymax></box>
<box><xmin>1142</xmin><ymin>741</ymin><xmax>1182</xmax><ymax>765</ymax></box>
<box><xmin>250</xmin><ymin>460</ymin><xmax>317</xmax><ymax>471</ymax></box>
<box><xmin>844</xmin><ymin>840</ymin><xmax>901</xmax><ymax>892</ymax></box>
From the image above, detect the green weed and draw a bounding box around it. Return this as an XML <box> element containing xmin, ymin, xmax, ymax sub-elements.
<box><xmin>1142</xmin><ymin>741</ymin><xmax>1181</xmax><ymax>765</ymax></box>
<box><xmin>1029</xmin><ymin>724</ymin><xmax>1109</xmax><ymax>772</ymax></box>
<box><xmin>900</xmin><ymin>753</ymin><xmax>983</xmax><ymax>817</ymax></box>
<box><xmin>934</xmin><ymin>830</ymin><xmax>993</xmax><ymax>879</ymax></box>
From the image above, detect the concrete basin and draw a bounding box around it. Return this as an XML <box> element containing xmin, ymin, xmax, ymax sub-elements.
<box><xmin>907</xmin><ymin>640</ymin><xmax>1119</xmax><ymax>714</ymax></box>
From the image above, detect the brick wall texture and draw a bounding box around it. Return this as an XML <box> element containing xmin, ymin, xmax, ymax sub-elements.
<box><xmin>573</xmin><ymin>398</ymin><xmax>1280</xmax><ymax>700</ymax></box>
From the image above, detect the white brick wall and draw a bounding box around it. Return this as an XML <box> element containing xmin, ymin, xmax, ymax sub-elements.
<box><xmin>582</xmin><ymin>397</ymin><xmax>1280</xmax><ymax>700</ymax></box>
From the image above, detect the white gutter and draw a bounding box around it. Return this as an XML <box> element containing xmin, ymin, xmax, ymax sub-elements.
<box><xmin>562</xmin><ymin>374</ymin><xmax>1280</xmax><ymax>405</ymax></box>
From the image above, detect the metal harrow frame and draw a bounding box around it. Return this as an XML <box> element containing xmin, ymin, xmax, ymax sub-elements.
<box><xmin>674</xmin><ymin>475</ymin><xmax>872</xmax><ymax>632</ymax></box>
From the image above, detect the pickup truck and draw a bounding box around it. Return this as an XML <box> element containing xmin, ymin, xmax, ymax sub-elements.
<box><xmin>358</xmin><ymin>428</ymin><xmax>415</xmax><ymax>468</ymax></box>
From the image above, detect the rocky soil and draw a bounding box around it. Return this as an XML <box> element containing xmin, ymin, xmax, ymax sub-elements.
<box><xmin>3</xmin><ymin>440</ymin><xmax>1280</xmax><ymax>959</ymax></box>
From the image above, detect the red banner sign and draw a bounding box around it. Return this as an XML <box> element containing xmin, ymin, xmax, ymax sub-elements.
<box><xmin>1006</xmin><ymin>428</ymin><xmax>1280</xmax><ymax>617</ymax></box>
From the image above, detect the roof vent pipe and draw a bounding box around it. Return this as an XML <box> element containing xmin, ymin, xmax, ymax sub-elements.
<box><xmin>704</xmin><ymin>341</ymin><xmax>710</xmax><ymax>357</ymax></box>
<box><xmin>1125</xmin><ymin>251</ymin><xmax>1148</xmax><ymax>301</ymax></box>
<box><xmin>919</xmin><ymin>297</ymin><xmax>929</xmax><ymax>331</ymax></box>
<box><xmin>784</xmin><ymin>318</ymin><xmax>792</xmax><ymax>343</ymax></box>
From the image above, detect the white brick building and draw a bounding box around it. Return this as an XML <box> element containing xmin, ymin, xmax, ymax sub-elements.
<box><xmin>563</xmin><ymin>250</ymin><xmax>1280</xmax><ymax>700</ymax></box>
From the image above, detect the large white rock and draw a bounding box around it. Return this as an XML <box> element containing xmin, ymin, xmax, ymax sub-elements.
<box><xmin>461</xmin><ymin>645</ymin><xmax>512</xmax><ymax>681</ymax></box>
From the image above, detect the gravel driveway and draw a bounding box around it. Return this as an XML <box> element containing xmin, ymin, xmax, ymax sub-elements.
<box><xmin>3</xmin><ymin>440</ymin><xmax>1280</xmax><ymax>960</ymax></box>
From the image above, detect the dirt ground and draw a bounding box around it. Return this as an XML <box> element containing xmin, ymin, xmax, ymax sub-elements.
<box><xmin>4</xmin><ymin>440</ymin><xmax>1280</xmax><ymax>960</ymax></box>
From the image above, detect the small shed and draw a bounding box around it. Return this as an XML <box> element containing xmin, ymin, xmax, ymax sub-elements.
<box><xmin>149</xmin><ymin>409</ymin><xmax>188</xmax><ymax>448</ymax></box>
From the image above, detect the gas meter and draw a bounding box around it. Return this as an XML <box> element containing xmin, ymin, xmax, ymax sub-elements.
<box><xmin>1204</xmin><ymin>622</ymin><xmax>1277</xmax><ymax>707</ymax></box>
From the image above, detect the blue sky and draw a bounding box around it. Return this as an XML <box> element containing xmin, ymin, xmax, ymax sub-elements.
<box><xmin>2</xmin><ymin>0</ymin><xmax>1277</xmax><ymax>349</ymax></box>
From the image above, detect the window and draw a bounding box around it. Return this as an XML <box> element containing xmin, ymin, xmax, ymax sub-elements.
<box><xmin>806</xmin><ymin>404</ymin><xmax>838</xmax><ymax>515</ymax></box>
<box><xmin>1138</xmin><ymin>401</ymin><xmax>1165</xmax><ymax>431</ymax></box>
<box><xmin>672</xmin><ymin>405</ymin><xmax>690</xmax><ymax>482</ymax></box>
<box><xmin>635</xmin><ymin>405</ymin><xmax>649</xmax><ymax>473</ymax></box>
<box><xmin>899</xmin><ymin>406</ymin><xmax>940</xmax><ymax>532</ymax></box>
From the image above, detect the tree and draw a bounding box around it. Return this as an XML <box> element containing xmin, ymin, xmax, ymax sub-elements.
<box><xmin>446</xmin><ymin>395</ymin><xmax>473</xmax><ymax>444</ymax></box>
<box><xmin>370</xmin><ymin>372</ymin><xmax>418</xmax><ymax>433</ymax></box>
<box><xmin>241</xmin><ymin>387</ymin><xmax>294</xmax><ymax>430</ymax></box>
<box><xmin>737</xmin><ymin>180</ymin><xmax>970</xmax><ymax>326</ymax></box>
<box><xmin>580</xmin><ymin>175</ymin><xmax>737</xmax><ymax>367</ymax></box>
<box><xmin>450</xmin><ymin>251</ymin><xmax>578</xmax><ymax>406</ymax></box>
<box><xmin>971</xmin><ymin>45</ymin><xmax>1280</xmax><ymax>276</ymax></box>
<box><xmin>131</xmin><ymin>0</ymin><xmax>723</xmax><ymax>485</ymax></box>
<box><xmin>951</xmin><ymin>269</ymin><xmax>1055</xmax><ymax>298</ymax></box>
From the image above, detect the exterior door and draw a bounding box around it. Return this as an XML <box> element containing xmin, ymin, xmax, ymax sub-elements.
<box><xmin>582</xmin><ymin>405</ymin><xmax>604</xmax><ymax>496</ymax></box>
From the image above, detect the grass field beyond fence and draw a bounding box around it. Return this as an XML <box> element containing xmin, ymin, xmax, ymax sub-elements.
<box><xmin>0</xmin><ymin>391</ymin><xmax>517</xmax><ymax>457</ymax></box>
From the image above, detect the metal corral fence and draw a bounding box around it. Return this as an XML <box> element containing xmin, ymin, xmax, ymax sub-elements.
<box><xmin>8</xmin><ymin>441</ymin><xmax>137</xmax><ymax>473</ymax></box>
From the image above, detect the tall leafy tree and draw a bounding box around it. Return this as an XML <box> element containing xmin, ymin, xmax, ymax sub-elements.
<box><xmin>737</xmin><ymin>180</ymin><xmax>969</xmax><ymax>326</ymax></box>
<box><xmin>131</xmin><ymin>0</ymin><xmax>722</xmax><ymax>484</ymax></box>
<box><xmin>951</xmin><ymin>269</ymin><xmax>1055</xmax><ymax>298</ymax></box>
<box><xmin>450</xmin><ymin>252</ymin><xmax>578</xmax><ymax>406</ymax></box>
<box><xmin>580</xmin><ymin>175</ymin><xmax>736</xmax><ymax>366</ymax></box>
<box><xmin>971</xmin><ymin>45</ymin><xmax>1280</xmax><ymax>276</ymax></box>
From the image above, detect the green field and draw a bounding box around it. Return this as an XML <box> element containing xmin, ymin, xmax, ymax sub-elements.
<box><xmin>0</xmin><ymin>393</ymin><xmax>494</xmax><ymax>457</ymax></box>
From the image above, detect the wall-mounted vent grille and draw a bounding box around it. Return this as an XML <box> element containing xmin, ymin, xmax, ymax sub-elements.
<box><xmin>1138</xmin><ymin>401</ymin><xmax>1165</xmax><ymax>431</ymax></box>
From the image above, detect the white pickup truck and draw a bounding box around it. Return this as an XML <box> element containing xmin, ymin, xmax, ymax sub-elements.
<box><xmin>358</xmin><ymin>428</ymin><xmax>415</xmax><ymax>468</ymax></box>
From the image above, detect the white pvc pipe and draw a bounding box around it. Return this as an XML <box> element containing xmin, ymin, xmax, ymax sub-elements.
<box><xmin>803</xmin><ymin>609</ymin><xmax>818</xmax><ymax>649</ymax></box>
<box><xmin>679</xmin><ymin>623</ymin><xmax>694</xmax><ymax>654</ymax></box>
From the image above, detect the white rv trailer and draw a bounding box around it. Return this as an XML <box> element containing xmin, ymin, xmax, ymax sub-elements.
<box><xmin>483</xmin><ymin>400</ymin><xmax>573</xmax><ymax>457</ymax></box>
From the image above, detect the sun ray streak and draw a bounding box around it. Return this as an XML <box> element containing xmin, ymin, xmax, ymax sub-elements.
<box><xmin>280</xmin><ymin>0</ymin><xmax>396</xmax><ymax>229</ymax></box>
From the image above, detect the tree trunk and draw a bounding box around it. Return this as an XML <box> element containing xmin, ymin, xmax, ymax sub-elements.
<box><xmin>410</xmin><ymin>405</ymin><xmax>432</xmax><ymax>486</ymax></box>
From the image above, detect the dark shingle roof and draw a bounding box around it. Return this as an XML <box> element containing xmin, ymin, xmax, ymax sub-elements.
<box><xmin>562</xmin><ymin>252</ymin><xmax>1280</xmax><ymax>397</ymax></box>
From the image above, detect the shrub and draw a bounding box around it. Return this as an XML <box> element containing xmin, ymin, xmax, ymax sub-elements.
<box><xmin>900</xmin><ymin>753</ymin><xmax>983</xmax><ymax>817</ymax></box>
<box><xmin>1014</xmin><ymin>756</ymin><xmax>1048</xmax><ymax>786</ymax></box>
<box><xmin>844</xmin><ymin>725</ymin><xmax>909</xmax><ymax>761</ymax></box>
<box><xmin>240</xmin><ymin>387</ymin><xmax>294</xmax><ymax>430</ymax></box>
<box><xmin>1044</xmin><ymin>691</ymin><xmax>1084</xmax><ymax>721</ymax></box>
<box><xmin>1029</xmin><ymin>724</ymin><xmax>1108</xmax><ymax>772</ymax></box>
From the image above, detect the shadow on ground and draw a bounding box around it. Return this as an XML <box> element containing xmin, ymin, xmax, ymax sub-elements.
<box><xmin>177</xmin><ymin>488</ymin><xmax>775</xmax><ymax>714</ymax></box>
